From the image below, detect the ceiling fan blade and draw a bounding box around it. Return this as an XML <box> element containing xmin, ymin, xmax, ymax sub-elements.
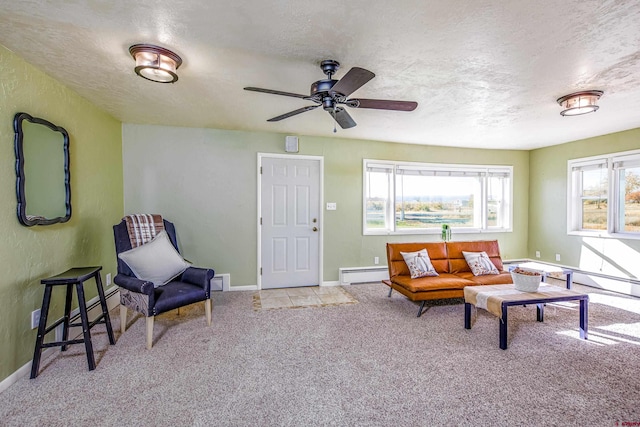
<box><xmin>351</xmin><ymin>98</ymin><xmax>418</xmax><ymax>111</ymax></box>
<box><xmin>267</xmin><ymin>105</ymin><xmax>320</xmax><ymax>122</ymax></box>
<box><xmin>328</xmin><ymin>107</ymin><xmax>356</xmax><ymax>129</ymax></box>
<box><xmin>330</xmin><ymin>67</ymin><xmax>375</xmax><ymax>97</ymax></box>
<box><xmin>244</xmin><ymin>87</ymin><xmax>308</xmax><ymax>99</ymax></box>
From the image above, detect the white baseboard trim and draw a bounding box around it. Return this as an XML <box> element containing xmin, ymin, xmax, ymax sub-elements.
<box><xmin>574</xmin><ymin>271</ymin><xmax>640</xmax><ymax>298</ymax></box>
<box><xmin>339</xmin><ymin>266</ymin><xmax>389</xmax><ymax>285</ymax></box>
<box><xmin>0</xmin><ymin>287</ymin><xmax>120</xmax><ymax>395</ymax></box>
<box><xmin>0</xmin><ymin>348</ymin><xmax>55</xmax><ymax>394</ymax></box>
<box><xmin>321</xmin><ymin>281</ymin><xmax>341</xmax><ymax>287</ymax></box>
<box><xmin>229</xmin><ymin>285</ymin><xmax>258</xmax><ymax>291</ymax></box>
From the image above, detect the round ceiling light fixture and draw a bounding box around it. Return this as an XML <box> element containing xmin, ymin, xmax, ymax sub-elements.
<box><xmin>129</xmin><ymin>44</ymin><xmax>182</xmax><ymax>83</ymax></box>
<box><xmin>557</xmin><ymin>90</ymin><xmax>603</xmax><ymax>116</ymax></box>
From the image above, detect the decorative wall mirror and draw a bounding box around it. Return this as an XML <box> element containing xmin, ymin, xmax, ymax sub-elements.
<box><xmin>14</xmin><ymin>112</ymin><xmax>71</xmax><ymax>226</ymax></box>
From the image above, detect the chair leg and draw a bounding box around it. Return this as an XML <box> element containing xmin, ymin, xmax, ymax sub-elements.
<box><xmin>205</xmin><ymin>299</ymin><xmax>212</xmax><ymax>326</ymax></box>
<box><xmin>146</xmin><ymin>316</ymin><xmax>154</xmax><ymax>349</ymax></box>
<box><xmin>120</xmin><ymin>305</ymin><xmax>127</xmax><ymax>333</ymax></box>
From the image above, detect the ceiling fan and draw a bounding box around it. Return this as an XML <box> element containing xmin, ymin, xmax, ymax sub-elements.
<box><xmin>244</xmin><ymin>60</ymin><xmax>418</xmax><ymax>130</ymax></box>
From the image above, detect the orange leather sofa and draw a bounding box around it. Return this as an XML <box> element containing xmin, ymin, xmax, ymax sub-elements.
<box><xmin>383</xmin><ymin>240</ymin><xmax>512</xmax><ymax>316</ymax></box>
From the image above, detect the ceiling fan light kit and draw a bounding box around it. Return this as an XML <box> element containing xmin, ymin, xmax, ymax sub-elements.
<box><xmin>244</xmin><ymin>59</ymin><xmax>418</xmax><ymax>130</ymax></box>
<box><xmin>129</xmin><ymin>44</ymin><xmax>182</xmax><ymax>83</ymax></box>
<box><xmin>557</xmin><ymin>90</ymin><xmax>603</xmax><ymax>116</ymax></box>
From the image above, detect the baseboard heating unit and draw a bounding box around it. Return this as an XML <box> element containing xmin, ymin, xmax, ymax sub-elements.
<box><xmin>339</xmin><ymin>266</ymin><xmax>389</xmax><ymax>285</ymax></box>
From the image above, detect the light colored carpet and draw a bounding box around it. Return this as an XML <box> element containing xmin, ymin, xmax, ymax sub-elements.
<box><xmin>1</xmin><ymin>280</ymin><xmax>639</xmax><ymax>426</ymax></box>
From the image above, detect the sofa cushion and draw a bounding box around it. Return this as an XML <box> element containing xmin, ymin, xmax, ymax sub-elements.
<box><xmin>447</xmin><ymin>240</ymin><xmax>504</xmax><ymax>274</ymax></box>
<box><xmin>462</xmin><ymin>251</ymin><xmax>500</xmax><ymax>276</ymax></box>
<box><xmin>400</xmin><ymin>249</ymin><xmax>439</xmax><ymax>278</ymax></box>
<box><xmin>392</xmin><ymin>273</ymin><xmax>474</xmax><ymax>292</ymax></box>
<box><xmin>386</xmin><ymin>242</ymin><xmax>449</xmax><ymax>278</ymax></box>
<box><xmin>455</xmin><ymin>271</ymin><xmax>513</xmax><ymax>285</ymax></box>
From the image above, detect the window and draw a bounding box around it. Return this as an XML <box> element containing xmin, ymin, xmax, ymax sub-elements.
<box><xmin>614</xmin><ymin>155</ymin><xmax>640</xmax><ymax>233</ymax></box>
<box><xmin>363</xmin><ymin>160</ymin><xmax>513</xmax><ymax>235</ymax></box>
<box><xmin>569</xmin><ymin>160</ymin><xmax>609</xmax><ymax>231</ymax></box>
<box><xmin>568</xmin><ymin>149</ymin><xmax>640</xmax><ymax>237</ymax></box>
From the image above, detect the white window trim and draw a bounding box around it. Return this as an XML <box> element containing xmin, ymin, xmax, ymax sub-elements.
<box><xmin>363</xmin><ymin>159</ymin><xmax>513</xmax><ymax>236</ymax></box>
<box><xmin>567</xmin><ymin>148</ymin><xmax>640</xmax><ymax>240</ymax></box>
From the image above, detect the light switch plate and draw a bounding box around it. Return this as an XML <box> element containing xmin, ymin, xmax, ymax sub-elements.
<box><xmin>326</xmin><ymin>202</ymin><xmax>337</xmax><ymax>210</ymax></box>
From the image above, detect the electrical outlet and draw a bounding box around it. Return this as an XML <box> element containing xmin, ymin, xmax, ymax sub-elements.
<box><xmin>535</xmin><ymin>251</ymin><xmax>541</xmax><ymax>258</ymax></box>
<box><xmin>555</xmin><ymin>253</ymin><xmax>561</xmax><ymax>262</ymax></box>
<box><xmin>374</xmin><ymin>256</ymin><xmax>379</xmax><ymax>265</ymax></box>
<box><xmin>106</xmin><ymin>272</ymin><xmax>112</xmax><ymax>286</ymax></box>
<box><xmin>31</xmin><ymin>308</ymin><xmax>41</xmax><ymax>329</ymax></box>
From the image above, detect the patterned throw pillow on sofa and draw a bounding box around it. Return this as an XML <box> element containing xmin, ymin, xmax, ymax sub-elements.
<box><xmin>400</xmin><ymin>249</ymin><xmax>439</xmax><ymax>279</ymax></box>
<box><xmin>462</xmin><ymin>251</ymin><xmax>499</xmax><ymax>276</ymax></box>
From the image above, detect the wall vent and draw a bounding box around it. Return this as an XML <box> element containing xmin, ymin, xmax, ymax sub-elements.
<box><xmin>211</xmin><ymin>273</ymin><xmax>230</xmax><ymax>291</ymax></box>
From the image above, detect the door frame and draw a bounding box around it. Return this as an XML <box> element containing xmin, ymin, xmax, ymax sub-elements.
<box><xmin>257</xmin><ymin>153</ymin><xmax>324</xmax><ymax>290</ymax></box>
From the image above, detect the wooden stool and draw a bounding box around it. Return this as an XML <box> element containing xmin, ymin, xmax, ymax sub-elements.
<box><xmin>31</xmin><ymin>266</ymin><xmax>116</xmax><ymax>378</ymax></box>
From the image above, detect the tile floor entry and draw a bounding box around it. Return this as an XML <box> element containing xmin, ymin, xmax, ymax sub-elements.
<box><xmin>253</xmin><ymin>286</ymin><xmax>357</xmax><ymax>311</ymax></box>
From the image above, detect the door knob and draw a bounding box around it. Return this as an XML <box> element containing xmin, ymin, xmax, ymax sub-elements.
<box><xmin>312</xmin><ymin>227</ymin><xmax>318</xmax><ymax>232</ymax></box>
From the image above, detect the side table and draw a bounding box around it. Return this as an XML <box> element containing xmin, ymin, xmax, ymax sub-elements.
<box><xmin>508</xmin><ymin>262</ymin><xmax>574</xmax><ymax>289</ymax></box>
<box><xmin>31</xmin><ymin>266</ymin><xmax>115</xmax><ymax>378</ymax></box>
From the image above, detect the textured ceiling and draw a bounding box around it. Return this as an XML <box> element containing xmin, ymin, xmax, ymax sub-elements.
<box><xmin>1</xmin><ymin>0</ymin><xmax>640</xmax><ymax>149</ymax></box>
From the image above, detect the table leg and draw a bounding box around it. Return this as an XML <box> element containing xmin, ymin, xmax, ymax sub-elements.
<box><xmin>500</xmin><ymin>304</ymin><xmax>508</xmax><ymax>350</ymax></box>
<box><xmin>61</xmin><ymin>284</ymin><xmax>73</xmax><ymax>351</ymax></box>
<box><xmin>580</xmin><ymin>298</ymin><xmax>588</xmax><ymax>339</ymax></box>
<box><xmin>537</xmin><ymin>303</ymin><xmax>544</xmax><ymax>322</ymax></box>
<box><xmin>75</xmin><ymin>283</ymin><xmax>96</xmax><ymax>371</ymax></box>
<box><xmin>94</xmin><ymin>273</ymin><xmax>115</xmax><ymax>345</ymax></box>
<box><xmin>464</xmin><ymin>303</ymin><xmax>471</xmax><ymax>329</ymax></box>
<box><xmin>31</xmin><ymin>285</ymin><xmax>53</xmax><ymax>379</ymax></box>
<box><xmin>566</xmin><ymin>271</ymin><xmax>573</xmax><ymax>289</ymax></box>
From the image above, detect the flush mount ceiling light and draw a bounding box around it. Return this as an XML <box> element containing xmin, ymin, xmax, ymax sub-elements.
<box><xmin>129</xmin><ymin>44</ymin><xmax>182</xmax><ymax>83</ymax></box>
<box><xmin>557</xmin><ymin>90</ymin><xmax>603</xmax><ymax>116</ymax></box>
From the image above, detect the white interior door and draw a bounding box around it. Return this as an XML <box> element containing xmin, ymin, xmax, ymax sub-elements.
<box><xmin>260</xmin><ymin>156</ymin><xmax>321</xmax><ymax>289</ymax></box>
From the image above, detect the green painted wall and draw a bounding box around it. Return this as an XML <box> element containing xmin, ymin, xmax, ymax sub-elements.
<box><xmin>123</xmin><ymin>124</ymin><xmax>529</xmax><ymax>286</ymax></box>
<box><xmin>529</xmin><ymin>128</ymin><xmax>640</xmax><ymax>278</ymax></box>
<box><xmin>0</xmin><ymin>45</ymin><xmax>123</xmax><ymax>382</ymax></box>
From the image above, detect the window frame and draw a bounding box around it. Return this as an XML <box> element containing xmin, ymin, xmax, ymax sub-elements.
<box><xmin>363</xmin><ymin>159</ymin><xmax>513</xmax><ymax>236</ymax></box>
<box><xmin>567</xmin><ymin>149</ymin><xmax>640</xmax><ymax>239</ymax></box>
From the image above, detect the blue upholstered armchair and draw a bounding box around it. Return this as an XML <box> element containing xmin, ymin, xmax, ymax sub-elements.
<box><xmin>113</xmin><ymin>218</ymin><xmax>214</xmax><ymax>349</ymax></box>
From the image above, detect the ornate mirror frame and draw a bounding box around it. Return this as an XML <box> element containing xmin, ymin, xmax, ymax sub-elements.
<box><xmin>14</xmin><ymin>112</ymin><xmax>71</xmax><ymax>226</ymax></box>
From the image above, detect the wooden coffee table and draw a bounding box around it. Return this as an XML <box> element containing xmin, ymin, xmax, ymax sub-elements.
<box><xmin>464</xmin><ymin>284</ymin><xmax>588</xmax><ymax>349</ymax></box>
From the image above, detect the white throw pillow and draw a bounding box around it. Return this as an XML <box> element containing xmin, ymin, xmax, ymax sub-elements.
<box><xmin>118</xmin><ymin>230</ymin><xmax>191</xmax><ymax>288</ymax></box>
<box><xmin>400</xmin><ymin>249</ymin><xmax>439</xmax><ymax>279</ymax></box>
<box><xmin>462</xmin><ymin>251</ymin><xmax>499</xmax><ymax>276</ymax></box>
